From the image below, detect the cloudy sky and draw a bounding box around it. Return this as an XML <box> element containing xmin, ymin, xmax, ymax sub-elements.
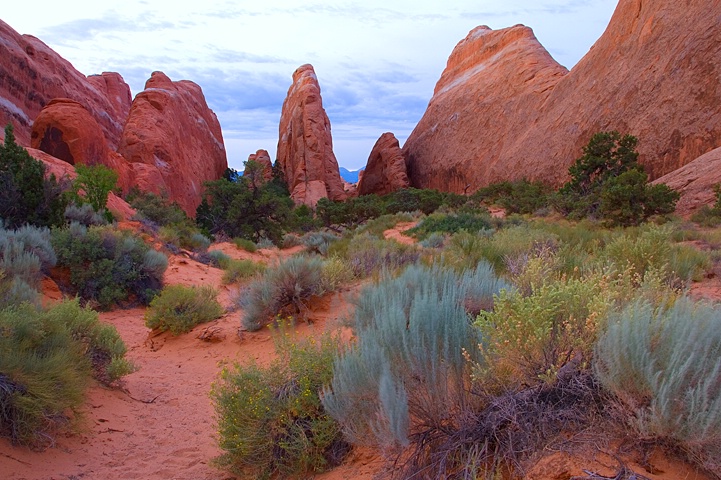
<box><xmin>3</xmin><ymin>0</ymin><xmax>617</xmax><ymax>171</ymax></box>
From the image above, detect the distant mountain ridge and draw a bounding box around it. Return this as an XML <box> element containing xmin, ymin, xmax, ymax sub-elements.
<box><xmin>339</xmin><ymin>167</ymin><xmax>361</xmax><ymax>183</ymax></box>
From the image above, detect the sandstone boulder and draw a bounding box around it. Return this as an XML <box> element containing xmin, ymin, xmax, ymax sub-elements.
<box><xmin>247</xmin><ymin>149</ymin><xmax>274</xmax><ymax>183</ymax></box>
<box><xmin>403</xmin><ymin>0</ymin><xmax>721</xmax><ymax>192</ymax></box>
<box><xmin>276</xmin><ymin>64</ymin><xmax>346</xmax><ymax>206</ymax></box>
<box><xmin>358</xmin><ymin>132</ymin><xmax>410</xmax><ymax>196</ymax></box>
<box><xmin>0</xmin><ymin>20</ymin><xmax>128</xmax><ymax>148</ymax></box>
<box><xmin>652</xmin><ymin>147</ymin><xmax>721</xmax><ymax>216</ymax></box>
<box><xmin>87</xmin><ymin>72</ymin><xmax>132</xmax><ymax>124</ymax></box>
<box><xmin>118</xmin><ymin>71</ymin><xmax>228</xmax><ymax>216</ymax></box>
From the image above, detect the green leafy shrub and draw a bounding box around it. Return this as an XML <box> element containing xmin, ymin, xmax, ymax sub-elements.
<box><xmin>222</xmin><ymin>259</ymin><xmax>265</xmax><ymax>284</ymax></box>
<box><xmin>0</xmin><ymin>124</ymin><xmax>67</xmax><ymax>228</ymax></box>
<box><xmin>241</xmin><ymin>256</ymin><xmax>327</xmax><ymax>331</ymax></box>
<box><xmin>554</xmin><ymin>131</ymin><xmax>678</xmax><ymax>225</ymax></box>
<box><xmin>0</xmin><ymin>299</ymin><xmax>133</xmax><ymax>447</ymax></box>
<box><xmin>472</xmin><ymin>179</ymin><xmax>551</xmax><ymax>214</ymax></box>
<box><xmin>232</xmin><ymin>237</ymin><xmax>257</xmax><ymax>253</ymax></box>
<box><xmin>594</xmin><ymin>298</ymin><xmax>721</xmax><ymax>470</ymax></box>
<box><xmin>52</xmin><ymin>223</ymin><xmax>167</xmax><ymax>309</ymax></box>
<box><xmin>407</xmin><ymin>211</ymin><xmax>493</xmax><ymax>239</ymax></box>
<box><xmin>145</xmin><ymin>285</ymin><xmax>223</xmax><ymax>335</ymax></box>
<box><xmin>127</xmin><ymin>190</ymin><xmax>188</xmax><ymax>227</ymax></box>
<box><xmin>322</xmin><ymin>263</ymin><xmax>509</xmax><ymax>477</ymax></box>
<box><xmin>212</xmin><ymin>332</ymin><xmax>347</xmax><ymax>478</ymax></box>
<box><xmin>69</xmin><ymin>164</ymin><xmax>118</xmax><ymax>222</ymax></box>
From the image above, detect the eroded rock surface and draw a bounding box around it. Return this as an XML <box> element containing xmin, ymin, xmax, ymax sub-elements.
<box><xmin>118</xmin><ymin>71</ymin><xmax>227</xmax><ymax>216</ymax></box>
<box><xmin>276</xmin><ymin>64</ymin><xmax>346</xmax><ymax>206</ymax></box>
<box><xmin>403</xmin><ymin>0</ymin><xmax>721</xmax><ymax>192</ymax></box>
<box><xmin>653</xmin><ymin>147</ymin><xmax>721</xmax><ymax>216</ymax></box>
<box><xmin>248</xmin><ymin>149</ymin><xmax>274</xmax><ymax>183</ymax></box>
<box><xmin>358</xmin><ymin>132</ymin><xmax>410</xmax><ymax>196</ymax></box>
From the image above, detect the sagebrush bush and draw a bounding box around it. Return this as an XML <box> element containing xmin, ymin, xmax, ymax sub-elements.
<box><xmin>302</xmin><ymin>231</ymin><xmax>339</xmax><ymax>256</ymax></box>
<box><xmin>145</xmin><ymin>285</ymin><xmax>224</xmax><ymax>335</ymax></box>
<box><xmin>159</xmin><ymin>223</ymin><xmax>209</xmax><ymax>251</ymax></box>
<box><xmin>408</xmin><ymin>211</ymin><xmax>493</xmax><ymax>239</ymax></box>
<box><xmin>281</xmin><ymin>233</ymin><xmax>302</xmax><ymax>248</ymax></box>
<box><xmin>0</xmin><ymin>224</ymin><xmax>56</xmax><ymax>306</ymax></box>
<box><xmin>419</xmin><ymin>231</ymin><xmax>446</xmax><ymax>249</ymax></box>
<box><xmin>343</xmin><ymin>233</ymin><xmax>420</xmax><ymax>278</ymax></box>
<box><xmin>0</xmin><ymin>299</ymin><xmax>133</xmax><ymax>447</ymax></box>
<box><xmin>222</xmin><ymin>259</ymin><xmax>265</xmax><ymax>284</ymax></box>
<box><xmin>52</xmin><ymin>223</ymin><xmax>167</xmax><ymax>309</ymax></box>
<box><xmin>256</xmin><ymin>237</ymin><xmax>275</xmax><ymax>249</ymax></box>
<box><xmin>322</xmin><ymin>263</ymin><xmax>509</xmax><ymax>476</ymax></box>
<box><xmin>320</xmin><ymin>256</ymin><xmax>354</xmax><ymax>292</ymax></box>
<box><xmin>64</xmin><ymin>203</ymin><xmax>109</xmax><ymax>226</ymax></box>
<box><xmin>594</xmin><ymin>298</ymin><xmax>721</xmax><ymax>470</ymax></box>
<box><xmin>207</xmin><ymin>249</ymin><xmax>232</xmax><ymax>269</ymax></box>
<box><xmin>212</xmin><ymin>332</ymin><xmax>347</xmax><ymax>478</ymax></box>
<box><xmin>232</xmin><ymin>237</ymin><xmax>257</xmax><ymax>252</ymax></box>
<box><xmin>241</xmin><ymin>256</ymin><xmax>327</xmax><ymax>331</ymax></box>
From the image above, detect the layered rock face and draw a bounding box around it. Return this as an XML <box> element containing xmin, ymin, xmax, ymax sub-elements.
<box><xmin>403</xmin><ymin>0</ymin><xmax>721</xmax><ymax>192</ymax></box>
<box><xmin>118</xmin><ymin>72</ymin><xmax>228</xmax><ymax>216</ymax></box>
<box><xmin>276</xmin><ymin>64</ymin><xmax>346</xmax><ymax>206</ymax></box>
<box><xmin>0</xmin><ymin>20</ymin><xmax>128</xmax><ymax>148</ymax></box>
<box><xmin>358</xmin><ymin>132</ymin><xmax>409</xmax><ymax>196</ymax></box>
<box><xmin>652</xmin><ymin>147</ymin><xmax>721</xmax><ymax>216</ymax></box>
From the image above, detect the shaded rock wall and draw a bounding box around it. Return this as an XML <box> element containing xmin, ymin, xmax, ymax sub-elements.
<box><xmin>358</xmin><ymin>132</ymin><xmax>409</xmax><ymax>196</ymax></box>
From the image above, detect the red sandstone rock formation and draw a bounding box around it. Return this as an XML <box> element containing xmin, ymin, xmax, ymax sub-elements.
<box><xmin>652</xmin><ymin>147</ymin><xmax>721</xmax><ymax>216</ymax></box>
<box><xmin>276</xmin><ymin>64</ymin><xmax>346</xmax><ymax>206</ymax></box>
<box><xmin>118</xmin><ymin>72</ymin><xmax>228</xmax><ymax>216</ymax></box>
<box><xmin>403</xmin><ymin>0</ymin><xmax>721</xmax><ymax>192</ymax></box>
<box><xmin>247</xmin><ymin>149</ymin><xmax>274</xmax><ymax>183</ymax></box>
<box><xmin>87</xmin><ymin>72</ymin><xmax>132</xmax><ymax>124</ymax></box>
<box><xmin>0</xmin><ymin>20</ymin><xmax>129</xmax><ymax>148</ymax></box>
<box><xmin>358</xmin><ymin>132</ymin><xmax>410</xmax><ymax>196</ymax></box>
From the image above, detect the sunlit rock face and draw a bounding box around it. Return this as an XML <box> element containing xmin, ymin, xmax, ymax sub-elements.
<box><xmin>0</xmin><ymin>19</ymin><xmax>128</xmax><ymax>148</ymax></box>
<box><xmin>276</xmin><ymin>64</ymin><xmax>346</xmax><ymax>207</ymax></box>
<box><xmin>118</xmin><ymin>71</ymin><xmax>228</xmax><ymax>216</ymax></box>
<box><xmin>653</xmin><ymin>147</ymin><xmax>721</xmax><ymax>216</ymax></box>
<box><xmin>358</xmin><ymin>132</ymin><xmax>409</xmax><ymax>196</ymax></box>
<box><xmin>403</xmin><ymin>0</ymin><xmax>721</xmax><ymax>192</ymax></box>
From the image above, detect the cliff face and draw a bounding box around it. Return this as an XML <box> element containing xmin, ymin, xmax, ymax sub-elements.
<box><xmin>358</xmin><ymin>132</ymin><xmax>409</xmax><ymax>196</ymax></box>
<box><xmin>118</xmin><ymin>72</ymin><xmax>228</xmax><ymax>216</ymax></box>
<box><xmin>276</xmin><ymin>64</ymin><xmax>346</xmax><ymax>206</ymax></box>
<box><xmin>0</xmin><ymin>19</ymin><xmax>129</xmax><ymax>149</ymax></box>
<box><xmin>403</xmin><ymin>0</ymin><xmax>721</xmax><ymax>192</ymax></box>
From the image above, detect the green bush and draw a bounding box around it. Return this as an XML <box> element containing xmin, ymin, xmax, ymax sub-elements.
<box><xmin>222</xmin><ymin>259</ymin><xmax>265</xmax><ymax>285</ymax></box>
<box><xmin>0</xmin><ymin>124</ymin><xmax>67</xmax><ymax>228</ymax></box>
<box><xmin>0</xmin><ymin>299</ymin><xmax>133</xmax><ymax>447</ymax></box>
<box><xmin>159</xmin><ymin>223</ymin><xmax>209</xmax><ymax>251</ymax></box>
<box><xmin>302</xmin><ymin>231</ymin><xmax>339</xmax><ymax>256</ymax></box>
<box><xmin>232</xmin><ymin>237</ymin><xmax>257</xmax><ymax>253</ymax></box>
<box><xmin>407</xmin><ymin>211</ymin><xmax>493</xmax><ymax>239</ymax></box>
<box><xmin>145</xmin><ymin>285</ymin><xmax>223</xmax><ymax>335</ymax></box>
<box><xmin>554</xmin><ymin>131</ymin><xmax>679</xmax><ymax>225</ymax></box>
<box><xmin>52</xmin><ymin>223</ymin><xmax>167</xmax><ymax>309</ymax></box>
<box><xmin>207</xmin><ymin>249</ymin><xmax>232</xmax><ymax>269</ymax></box>
<box><xmin>322</xmin><ymin>263</ymin><xmax>509</xmax><ymax>477</ymax></box>
<box><xmin>594</xmin><ymin>298</ymin><xmax>721</xmax><ymax>470</ymax></box>
<box><xmin>472</xmin><ymin>179</ymin><xmax>551</xmax><ymax>215</ymax></box>
<box><xmin>212</xmin><ymin>332</ymin><xmax>346</xmax><ymax>478</ymax></box>
<box><xmin>127</xmin><ymin>190</ymin><xmax>188</xmax><ymax>227</ymax></box>
<box><xmin>241</xmin><ymin>256</ymin><xmax>327</xmax><ymax>331</ymax></box>
<box><xmin>69</xmin><ymin>164</ymin><xmax>118</xmax><ymax>222</ymax></box>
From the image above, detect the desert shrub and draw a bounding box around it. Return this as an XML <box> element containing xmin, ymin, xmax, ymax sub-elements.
<box><xmin>159</xmin><ymin>223</ymin><xmax>209</xmax><ymax>251</ymax></box>
<box><xmin>302</xmin><ymin>231</ymin><xmax>339</xmax><ymax>256</ymax></box>
<box><xmin>408</xmin><ymin>211</ymin><xmax>493</xmax><ymax>240</ymax></box>
<box><xmin>594</xmin><ymin>298</ymin><xmax>721</xmax><ymax>470</ymax></box>
<box><xmin>127</xmin><ymin>190</ymin><xmax>188</xmax><ymax>227</ymax></box>
<box><xmin>241</xmin><ymin>256</ymin><xmax>327</xmax><ymax>331</ymax></box>
<box><xmin>145</xmin><ymin>285</ymin><xmax>223</xmax><ymax>335</ymax></box>
<box><xmin>0</xmin><ymin>299</ymin><xmax>133</xmax><ymax>447</ymax></box>
<box><xmin>282</xmin><ymin>233</ymin><xmax>302</xmax><ymax>248</ymax></box>
<box><xmin>320</xmin><ymin>256</ymin><xmax>354</xmax><ymax>292</ymax></box>
<box><xmin>256</xmin><ymin>237</ymin><xmax>276</xmax><ymax>249</ymax></box>
<box><xmin>0</xmin><ymin>124</ymin><xmax>67</xmax><ymax>228</ymax></box>
<box><xmin>222</xmin><ymin>259</ymin><xmax>265</xmax><ymax>284</ymax></box>
<box><xmin>52</xmin><ymin>223</ymin><xmax>167</xmax><ymax>309</ymax></box>
<box><xmin>207</xmin><ymin>249</ymin><xmax>232</xmax><ymax>269</ymax></box>
<box><xmin>197</xmin><ymin>161</ymin><xmax>293</xmax><ymax>244</ymax></box>
<box><xmin>553</xmin><ymin>131</ymin><xmax>678</xmax><ymax>226</ymax></box>
<box><xmin>64</xmin><ymin>203</ymin><xmax>109</xmax><ymax>226</ymax></box>
<box><xmin>69</xmin><ymin>164</ymin><xmax>118</xmax><ymax>222</ymax></box>
<box><xmin>0</xmin><ymin>224</ymin><xmax>56</xmax><ymax>307</ymax></box>
<box><xmin>344</xmin><ymin>233</ymin><xmax>420</xmax><ymax>278</ymax></box>
<box><xmin>212</xmin><ymin>332</ymin><xmax>347</xmax><ymax>478</ymax></box>
<box><xmin>354</xmin><ymin>212</ymin><xmax>416</xmax><ymax>239</ymax></box>
<box><xmin>232</xmin><ymin>237</ymin><xmax>257</xmax><ymax>252</ymax></box>
<box><xmin>472</xmin><ymin>179</ymin><xmax>551</xmax><ymax>215</ymax></box>
<box><xmin>322</xmin><ymin>263</ymin><xmax>509</xmax><ymax>477</ymax></box>
<box><xmin>419</xmin><ymin>231</ymin><xmax>446</xmax><ymax>249</ymax></box>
